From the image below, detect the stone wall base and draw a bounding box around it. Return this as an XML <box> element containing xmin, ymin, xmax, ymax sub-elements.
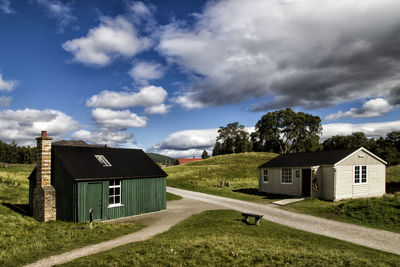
<box><xmin>33</xmin><ymin>185</ymin><xmax>56</xmax><ymax>222</ymax></box>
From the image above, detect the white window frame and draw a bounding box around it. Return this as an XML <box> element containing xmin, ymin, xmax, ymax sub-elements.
<box><xmin>281</xmin><ymin>168</ymin><xmax>293</xmax><ymax>184</ymax></box>
<box><xmin>108</xmin><ymin>179</ymin><xmax>123</xmax><ymax>207</ymax></box>
<box><xmin>262</xmin><ymin>169</ymin><xmax>269</xmax><ymax>183</ymax></box>
<box><xmin>353</xmin><ymin>165</ymin><xmax>368</xmax><ymax>185</ymax></box>
<box><xmin>95</xmin><ymin>155</ymin><xmax>112</xmax><ymax>167</ymax></box>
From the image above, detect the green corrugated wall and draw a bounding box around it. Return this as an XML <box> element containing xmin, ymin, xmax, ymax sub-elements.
<box><xmin>52</xmin><ymin>154</ymin><xmax>75</xmax><ymax>221</ymax></box>
<box><xmin>76</xmin><ymin>177</ymin><xmax>166</xmax><ymax>222</ymax></box>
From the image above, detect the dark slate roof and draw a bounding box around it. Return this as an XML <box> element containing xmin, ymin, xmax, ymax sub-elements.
<box><xmin>258</xmin><ymin>148</ymin><xmax>359</xmax><ymax>168</ymax></box>
<box><xmin>53</xmin><ymin>146</ymin><xmax>167</xmax><ymax>181</ymax></box>
<box><xmin>52</xmin><ymin>140</ymin><xmax>102</xmax><ymax>147</ymax></box>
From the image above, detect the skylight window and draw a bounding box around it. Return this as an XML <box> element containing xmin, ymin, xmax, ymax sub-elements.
<box><xmin>94</xmin><ymin>155</ymin><xmax>112</xmax><ymax>167</ymax></box>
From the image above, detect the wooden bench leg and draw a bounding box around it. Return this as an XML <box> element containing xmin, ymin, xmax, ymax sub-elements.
<box><xmin>242</xmin><ymin>215</ymin><xmax>249</xmax><ymax>224</ymax></box>
<box><xmin>255</xmin><ymin>217</ymin><xmax>261</xmax><ymax>226</ymax></box>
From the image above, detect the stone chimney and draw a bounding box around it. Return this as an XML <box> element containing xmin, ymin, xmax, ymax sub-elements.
<box><xmin>33</xmin><ymin>131</ymin><xmax>56</xmax><ymax>222</ymax></box>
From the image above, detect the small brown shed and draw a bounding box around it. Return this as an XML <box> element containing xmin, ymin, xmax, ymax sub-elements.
<box><xmin>258</xmin><ymin>147</ymin><xmax>386</xmax><ymax>201</ymax></box>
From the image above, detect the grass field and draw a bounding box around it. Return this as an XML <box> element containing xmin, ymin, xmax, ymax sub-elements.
<box><xmin>165</xmin><ymin>152</ymin><xmax>282</xmax><ymax>203</ymax></box>
<box><xmin>61</xmin><ymin>209</ymin><xmax>400</xmax><ymax>267</ymax></box>
<box><xmin>282</xmin><ymin>194</ymin><xmax>400</xmax><ymax>233</ymax></box>
<box><xmin>387</xmin><ymin>164</ymin><xmax>400</xmax><ymax>183</ymax></box>
<box><xmin>0</xmin><ymin>164</ymin><xmax>146</xmax><ymax>267</ymax></box>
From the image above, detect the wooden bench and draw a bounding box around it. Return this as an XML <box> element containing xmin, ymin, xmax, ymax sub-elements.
<box><xmin>241</xmin><ymin>212</ymin><xmax>263</xmax><ymax>225</ymax></box>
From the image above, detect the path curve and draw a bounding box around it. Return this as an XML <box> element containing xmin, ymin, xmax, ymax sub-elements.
<box><xmin>167</xmin><ymin>186</ymin><xmax>400</xmax><ymax>256</ymax></box>
<box><xmin>25</xmin><ymin>198</ymin><xmax>223</xmax><ymax>267</ymax></box>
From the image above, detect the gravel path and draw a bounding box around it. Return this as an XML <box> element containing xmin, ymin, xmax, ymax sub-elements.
<box><xmin>167</xmin><ymin>186</ymin><xmax>400</xmax><ymax>256</ymax></box>
<box><xmin>25</xmin><ymin>198</ymin><xmax>223</xmax><ymax>267</ymax></box>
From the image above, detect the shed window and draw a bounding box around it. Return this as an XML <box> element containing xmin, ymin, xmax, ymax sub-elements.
<box><xmin>262</xmin><ymin>169</ymin><xmax>269</xmax><ymax>183</ymax></box>
<box><xmin>95</xmin><ymin>155</ymin><xmax>112</xmax><ymax>167</ymax></box>
<box><xmin>109</xmin><ymin>179</ymin><xmax>121</xmax><ymax>207</ymax></box>
<box><xmin>354</xmin><ymin>166</ymin><xmax>367</xmax><ymax>184</ymax></box>
<box><xmin>281</xmin><ymin>168</ymin><xmax>293</xmax><ymax>184</ymax></box>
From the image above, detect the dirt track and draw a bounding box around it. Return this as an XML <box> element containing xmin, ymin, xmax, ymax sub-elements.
<box><xmin>25</xmin><ymin>198</ymin><xmax>222</xmax><ymax>267</ymax></box>
<box><xmin>167</xmin><ymin>186</ymin><xmax>400</xmax><ymax>256</ymax></box>
<box><xmin>25</xmin><ymin>187</ymin><xmax>400</xmax><ymax>266</ymax></box>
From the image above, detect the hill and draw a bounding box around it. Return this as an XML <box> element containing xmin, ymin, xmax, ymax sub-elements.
<box><xmin>146</xmin><ymin>153</ymin><xmax>177</xmax><ymax>165</ymax></box>
<box><xmin>164</xmin><ymin>152</ymin><xmax>278</xmax><ymax>203</ymax></box>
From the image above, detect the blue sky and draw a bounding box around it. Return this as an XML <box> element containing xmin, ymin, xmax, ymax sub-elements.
<box><xmin>1</xmin><ymin>0</ymin><xmax>400</xmax><ymax>157</ymax></box>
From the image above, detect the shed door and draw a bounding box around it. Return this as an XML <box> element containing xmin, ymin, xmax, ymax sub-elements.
<box><xmin>87</xmin><ymin>182</ymin><xmax>103</xmax><ymax>221</ymax></box>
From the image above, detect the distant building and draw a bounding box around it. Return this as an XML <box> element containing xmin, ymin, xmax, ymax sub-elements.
<box><xmin>177</xmin><ymin>157</ymin><xmax>202</xmax><ymax>165</ymax></box>
<box><xmin>258</xmin><ymin>147</ymin><xmax>386</xmax><ymax>201</ymax></box>
<box><xmin>29</xmin><ymin>131</ymin><xmax>167</xmax><ymax>222</ymax></box>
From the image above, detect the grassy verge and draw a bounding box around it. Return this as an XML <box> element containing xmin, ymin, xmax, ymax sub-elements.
<box><xmin>282</xmin><ymin>193</ymin><xmax>400</xmax><ymax>233</ymax></box>
<box><xmin>387</xmin><ymin>164</ymin><xmax>400</xmax><ymax>183</ymax></box>
<box><xmin>166</xmin><ymin>192</ymin><xmax>182</xmax><ymax>201</ymax></box>
<box><xmin>61</xmin><ymin>210</ymin><xmax>400</xmax><ymax>266</ymax></box>
<box><xmin>0</xmin><ymin>165</ymin><xmax>146</xmax><ymax>267</ymax></box>
<box><xmin>165</xmin><ymin>152</ymin><xmax>283</xmax><ymax>204</ymax></box>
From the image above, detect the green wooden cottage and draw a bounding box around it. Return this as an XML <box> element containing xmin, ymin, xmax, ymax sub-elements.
<box><xmin>29</xmin><ymin>131</ymin><xmax>167</xmax><ymax>222</ymax></box>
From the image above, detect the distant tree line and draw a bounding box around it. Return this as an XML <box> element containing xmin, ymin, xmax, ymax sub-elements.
<box><xmin>212</xmin><ymin>108</ymin><xmax>400</xmax><ymax>165</ymax></box>
<box><xmin>0</xmin><ymin>140</ymin><xmax>36</xmax><ymax>164</ymax></box>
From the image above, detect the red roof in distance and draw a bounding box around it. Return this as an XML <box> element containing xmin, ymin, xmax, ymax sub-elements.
<box><xmin>177</xmin><ymin>158</ymin><xmax>202</xmax><ymax>165</ymax></box>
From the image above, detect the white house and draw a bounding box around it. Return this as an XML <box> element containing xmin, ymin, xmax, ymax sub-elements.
<box><xmin>258</xmin><ymin>147</ymin><xmax>386</xmax><ymax>201</ymax></box>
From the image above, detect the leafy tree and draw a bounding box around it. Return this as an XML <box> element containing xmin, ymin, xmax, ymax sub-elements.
<box><xmin>322</xmin><ymin>132</ymin><xmax>369</xmax><ymax>151</ymax></box>
<box><xmin>251</xmin><ymin>108</ymin><xmax>322</xmax><ymax>154</ymax></box>
<box><xmin>212</xmin><ymin>141</ymin><xmax>222</xmax><ymax>156</ymax></box>
<box><xmin>213</xmin><ymin>122</ymin><xmax>252</xmax><ymax>155</ymax></box>
<box><xmin>201</xmin><ymin>150</ymin><xmax>210</xmax><ymax>159</ymax></box>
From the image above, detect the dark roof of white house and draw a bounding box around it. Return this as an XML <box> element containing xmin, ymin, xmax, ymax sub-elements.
<box><xmin>258</xmin><ymin>148</ymin><xmax>360</xmax><ymax>168</ymax></box>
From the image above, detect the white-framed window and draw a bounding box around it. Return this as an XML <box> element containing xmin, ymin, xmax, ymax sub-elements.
<box><xmin>281</xmin><ymin>168</ymin><xmax>293</xmax><ymax>184</ymax></box>
<box><xmin>95</xmin><ymin>155</ymin><xmax>112</xmax><ymax>167</ymax></box>
<box><xmin>354</xmin><ymin>165</ymin><xmax>368</xmax><ymax>184</ymax></box>
<box><xmin>262</xmin><ymin>169</ymin><xmax>269</xmax><ymax>183</ymax></box>
<box><xmin>109</xmin><ymin>179</ymin><xmax>122</xmax><ymax>207</ymax></box>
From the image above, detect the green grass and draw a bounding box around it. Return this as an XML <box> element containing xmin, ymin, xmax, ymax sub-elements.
<box><xmin>61</xmin><ymin>210</ymin><xmax>400</xmax><ymax>267</ymax></box>
<box><xmin>165</xmin><ymin>152</ymin><xmax>282</xmax><ymax>203</ymax></box>
<box><xmin>0</xmin><ymin>165</ymin><xmax>146</xmax><ymax>267</ymax></box>
<box><xmin>166</xmin><ymin>192</ymin><xmax>182</xmax><ymax>201</ymax></box>
<box><xmin>387</xmin><ymin>164</ymin><xmax>400</xmax><ymax>183</ymax></box>
<box><xmin>282</xmin><ymin>194</ymin><xmax>400</xmax><ymax>233</ymax></box>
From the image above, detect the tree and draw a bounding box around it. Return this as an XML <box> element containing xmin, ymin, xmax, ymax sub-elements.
<box><xmin>201</xmin><ymin>150</ymin><xmax>209</xmax><ymax>159</ymax></box>
<box><xmin>212</xmin><ymin>141</ymin><xmax>222</xmax><ymax>156</ymax></box>
<box><xmin>322</xmin><ymin>132</ymin><xmax>369</xmax><ymax>151</ymax></box>
<box><xmin>213</xmin><ymin>122</ymin><xmax>252</xmax><ymax>155</ymax></box>
<box><xmin>251</xmin><ymin>108</ymin><xmax>322</xmax><ymax>154</ymax></box>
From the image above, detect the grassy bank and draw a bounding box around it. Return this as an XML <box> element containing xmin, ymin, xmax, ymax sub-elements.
<box><xmin>0</xmin><ymin>165</ymin><xmax>146</xmax><ymax>267</ymax></box>
<box><xmin>387</xmin><ymin>165</ymin><xmax>400</xmax><ymax>183</ymax></box>
<box><xmin>165</xmin><ymin>152</ymin><xmax>281</xmax><ymax>203</ymax></box>
<box><xmin>282</xmin><ymin>194</ymin><xmax>400</xmax><ymax>233</ymax></box>
<box><xmin>61</xmin><ymin>210</ymin><xmax>400</xmax><ymax>266</ymax></box>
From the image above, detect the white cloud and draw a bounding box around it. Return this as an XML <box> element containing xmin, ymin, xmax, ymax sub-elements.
<box><xmin>63</xmin><ymin>16</ymin><xmax>151</xmax><ymax>66</ymax></box>
<box><xmin>71</xmin><ymin>129</ymin><xmax>135</xmax><ymax>147</ymax></box>
<box><xmin>322</xmin><ymin>121</ymin><xmax>400</xmax><ymax>141</ymax></box>
<box><xmin>171</xmin><ymin>94</ymin><xmax>205</xmax><ymax>110</ymax></box>
<box><xmin>0</xmin><ymin>108</ymin><xmax>79</xmax><ymax>146</ymax></box>
<box><xmin>0</xmin><ymin>73</ymin><xmax>17</xmax><ymax>92</ymax></box>
<box><xmin>87</xmin><ymin>86</ymin><xmax>168</xmax><ymax>109</ymax></box>
<box><xmin>148</xmin><ymin>121</ymin><xmax>400</xmax><ymax>157</ymax></box>
<box><xmin>0</xmin><ymin>96</ymin><xmax>11</xmax><ymax>107</ymax></box>
<box><xmin>92</xmin><ymin>108</ymin><xmax>147</xmax><ymax>129</ymax></box>
<box><xmin>129</xmin><ymin>61</ymin><xmax>165</xmax><ymax>83</ymax></box>
<box><xmin>148</xmin><ymin>127</ymin><xmax>254</xmax><ymax>157</ymax></box>
<box><xmin>144</xmin><ymin>104</ymin><xmax>171</xmax><ymax>115</ymax></box>
<box><xmin>326</xmin><ymin>98</ymin><xmax>393</xmax><ymax>120</ymax></box>
<box><xmin>36</xmin><ymin>0</ymin><xmax>76</xmax><ymax>32</ymax></box>
<box><xmin>158</xmin><ymin>0</ymin><xmax>400</xmax><ymax>110</ymax></box>
<box><xmin>0</xmin><ymin>0</ymin><xmax>13</xmax><ymax>14</ymax></box>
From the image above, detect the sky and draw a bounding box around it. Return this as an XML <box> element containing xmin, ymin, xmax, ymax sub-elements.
<box><xmin>1</xmin><ymin>0</ymin><xmax>400</xmax><ymax>158</ymax></box>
